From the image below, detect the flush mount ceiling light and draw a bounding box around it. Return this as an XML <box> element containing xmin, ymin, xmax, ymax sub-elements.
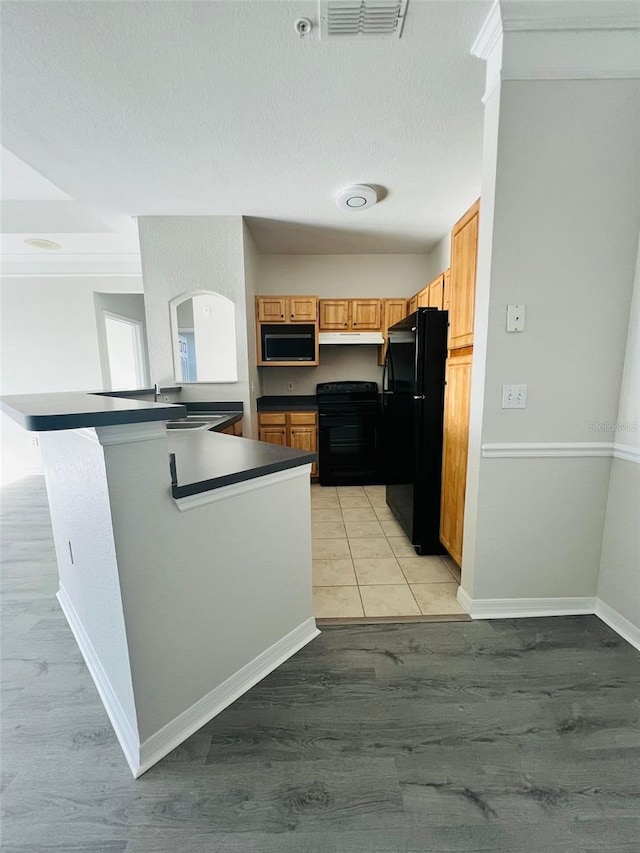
<box><xmin>23</xmin><ymin>238</ymin><xmax>61</xmax><ymax>250</ymax></box>
<box><xmin>336</xmin><ymin>184</ymin><xmax>378</xmax><ymax>211</ymax></box>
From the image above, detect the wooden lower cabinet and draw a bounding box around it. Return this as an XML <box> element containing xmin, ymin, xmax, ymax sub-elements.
<box><xmin>440</xmin><ymin>354</ymin><xmax>472</xmax><ymax>565</ymax></box>
<box><xmin>221</xmin><ymin>418</ymin><xmax>243</xmax><ymax>437</ymax></box>
<box><xmin>258</xmin><ymin>411</ymin><xmax>318</xmax><ymax>476</ymax></box>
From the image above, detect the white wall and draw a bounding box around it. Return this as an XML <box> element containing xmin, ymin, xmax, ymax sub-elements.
<box><xmin>138</xmin><ymin>216</ymin><xmax>255</xmax><ymax>430</ymax></box>
<box><xmin>427</xmin><ymin>233</ymin><xmax>451</xmax><ymax>279</ymax></box>
<box><xmin>463</xmin><ymin>78</ymin><xmax>640</xmax><ymax>603</ymax></box>
<box><xmin>598</xmin><ymin>235</ymin><xmax>640</xmax><ymax>630</ymax></box>
<box><xmin>257</xmin><ymin>253</ymin><xmax>433</xmax><ymax>395</ymax></box>
<box><xmin>0</xmin><ymin>275</ymin><xmax>143</xmax><ymax>484</ymax></box>
<box><xmin>242</xmin><ymin>221</ymin><xmax>261</xmax><ymax>437</ymax></box>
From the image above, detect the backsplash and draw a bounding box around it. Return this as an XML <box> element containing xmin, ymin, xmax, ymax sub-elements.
<box><xmin>260</xmin><ymin>345</ymin><xmax>383</xmax><ymax>396</ymax></box>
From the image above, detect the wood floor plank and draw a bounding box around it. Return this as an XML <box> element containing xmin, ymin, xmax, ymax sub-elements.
<box><xmin>2</xmin><ymin>476</ymin><xmax>639</xmax><ymax>851</ymax></box>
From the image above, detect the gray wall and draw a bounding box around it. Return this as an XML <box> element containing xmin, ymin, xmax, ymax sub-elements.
<box><xmin>598</xmin><ymin>235</ymin><xmax>640</xmax><ymax>630</ymax></box>
<box><xmin>463</xmin><ymin>78</ymin><xmax>640</xmax><ymax>603</ymax></box>
<box><xmin>138</xmin><ymin>216</ymin><xmax>254</xmax><ymax>424</ymax></box>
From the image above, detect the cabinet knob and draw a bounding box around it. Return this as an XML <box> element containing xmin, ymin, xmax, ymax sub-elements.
<box><xmin>291</xmin><ymin>314</ymin><xmax>294</xmax><ymax>318</ymax></box>
<box><xmin>344</xmin><ymin>323</ymin><xmax>348</xmax><ymax>327</ymax></box>
<box><xmin>281</xmin><ymin>314</ymin><xmax>284</xmax><ymax>318</ymax></box>
<box><xmin>353</xmin><ymin>323</ymin><xmax>357</xmax><ymax>326</ymax></box>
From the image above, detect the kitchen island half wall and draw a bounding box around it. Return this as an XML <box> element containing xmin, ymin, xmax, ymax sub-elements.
<box><xmin>0</xmin><ymin>391</ymin><xmax>319</xmax><ymax>777</ymax></box>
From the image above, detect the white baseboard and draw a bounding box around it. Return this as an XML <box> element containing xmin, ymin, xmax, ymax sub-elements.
<box><xmin>457</xmin><ymin>587</ymin><xmax>640</xmax><ymax>651</ymax></box>
<box><xmin>57</xmin><ymin>584</ymin><xmax>141</xmax><ymax>776</ymax></box>
<box><xmin>137</xmin><ymin>617</ymin><xmax>320</xmax><ymax>778</ymax></box>
<box><xmin>596</xmin><ymin>599</ymin><xmax>640</xmax><ymax>652</ymax></box>
<box><xmin>456</xmin><ymin>587</ymin><xmax>597</xmax><ymax>619</ymax></box>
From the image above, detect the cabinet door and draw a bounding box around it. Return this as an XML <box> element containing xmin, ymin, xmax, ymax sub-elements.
<box><xmin>428</xmin><ymin>274</ymin><xmax>444</xmax><ymax>310</ymax></box>
<box><xmin>259</xmin><ymin>426</ymin><xmax>288</xmax><ymax>446</ymax></box>
<box><xmin>288</xmin><ymin>296</ymin><xmax>317</xmax><ymax>322</ymax></box>
<box><xmin>416</xmin><ymin>287</ymin><xmax>430</xmax><ymax>308</ymax></box>
<box><xmin>351</xmin><ymin>299</ymin><xmax>382</xmax><ymax>330</ymax></box>
<box><xmin>407</xmin><ymin>295</ymin><xmax>418</xmax><ymax>315</ymax></box>
<box><xmin>378</xmin><ymin>299</ymin><xmax>408</xmax><ymax>365</ymax></box>
<box><xmin>449</xmin><ymin>201</ymin><xmax>479</xmax><ymax>349</ymax></box>
<box><xmin>440</xmin><ymin>354</ymin><xmax>472</xmax><ymax>566</ymax></box>
<box><xmin>443</xmin><ymin>268</ymin><xmax>451</xmax><ymax>313</ymax></box>
<box><xmin>319</xmin><ymin>299</ymin><xmax>350</xmax><ymax>330</ymax></box>
<box><xmin>257</xmin><ymin>297</ymin><xmax>287</xmax><ymax>323</ymax></box>
<box><xmin>289</xmin><ymin>424</ymin><xmax>318</xmax><ymax>477</ymax></box>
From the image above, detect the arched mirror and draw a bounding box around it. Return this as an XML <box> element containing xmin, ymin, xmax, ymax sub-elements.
<box><xmin>169</xmin><ymin>291</ymin><xmax>238</xmax><ymax>383</ymax></box>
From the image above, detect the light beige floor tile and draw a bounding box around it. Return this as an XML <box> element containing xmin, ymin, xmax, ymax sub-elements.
<box><xmin>311</xmin><ymin>484</ymin><xmax>336</xmax><ymax>492</ymax></box>
<box><xmin>312</xmin><ymin>522</ymin><xmax>347</xmax><ymax>540</ymax></box>
<box><xmin>441</xmin><ymin>556</ymin><xmax>462</xmax><ymax>583</ymax></box>
<box><xmin>311</xmin><ymin>494</ymin><xmax>340</xmax><ymax>509</ymax></box>
<box><xmin>380</xmin><ymin>519</ymin><xmax>406</xmax><ymax>537</ymax></box>
<box><xmin>344</xmin><ymin>520</ymin><xmax>384</xmax><ymax>538</ymax></box>
<box><xmin>312</xmin><ymin>538</ymin><xmax>351</xmax><ymax>560</ymax></box>
<box><xmin>340</xmin><ymin>506</ymin><xmax>377</xmax><ymax>522</ymax></box>
<box><xmin>373</xmin><ymin>505</ymin><xmax>395</xmax><ymax>521</ymax></box>
<box><xmin>311</xmin><ymin>507</ymin><xmax>343</xmax><ymax>523</ymax></box>
<box><xmin>398</xmin><ymin>557</ymin><xmax>455</xmax><ymax>584</ymax></box>
<box><xmin>353</xmin><ymin>557</ymin><xmax>406</xmax><ymax>585</ymax></box>
<box><xmin>388</xmin><ymin>536</ymin><xmax>418</xmax><ymax>558</ymax></box>
<box><xmin>338</xmin><ymin>495</ymin><xmax>372</xmax><ymax>508</ymax></box>
<box><xmin>360</xmin><ymin>584</ymin><xmax>421</xmax><ymax>617</ymax></box>
<box><xmin>313</xmin><ymin>586</ymin><xmax>363</xmax><ymax>618</ymax></box>
<box><xmin>363</xmin><ymin>485</ymin><xmax>386</xmax><ymax>499</ymax></box>
<box><xmin>410</xmin><ymin>582</ymin><xmax>466</xmax><ymax>615</ymax></box>
<box><xmin>336</xmin><ymin>486</ymin><xmax>366</xmax><ymax>496</ymax></box>
<box><xmin>348</xmin><ymin>537</ymin><xmax>394</xmax><ymax>558</ymax></box>
<box><xmin>312</xmin><ymin>559</ymin><xmax>357</xmax><ymax>586</ymax></box>
<box><xmin>367</xmin><ymin>492</ymin><xmax>388</xmax><ymax>507</ymax></box>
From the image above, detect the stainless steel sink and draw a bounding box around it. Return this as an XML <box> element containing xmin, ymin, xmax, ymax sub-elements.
<box><xmin>166</xmin><ymin>421</ymin><xmax>210</xmax><ymax>430</ymax></box>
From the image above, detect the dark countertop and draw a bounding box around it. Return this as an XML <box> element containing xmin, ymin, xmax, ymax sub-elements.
<box><xmin>0</xmin><ymin>391</ymin><xmax>186</xmax><ymax>431</ymax></box>
<box><xmin>168</xmin><ymin>430</ymin><xmax>315</xmax><ymax>498</ymax></box>
<box><xmin>257</xmin><ymin>395</ymin><xmax>317</xmax><ymax>412</ymax></box>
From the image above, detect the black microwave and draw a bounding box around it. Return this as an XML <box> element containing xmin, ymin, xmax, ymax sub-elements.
<box><xmin>261</xmin><ymin>324</ymin><xmax>316</xmax><ymax>362</ymax></box>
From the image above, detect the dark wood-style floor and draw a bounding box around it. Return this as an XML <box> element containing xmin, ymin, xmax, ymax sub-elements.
<box><xmin>2</xmin><ymin>476</ymin><xmax>639</xmax><ymax>852</ymax></box>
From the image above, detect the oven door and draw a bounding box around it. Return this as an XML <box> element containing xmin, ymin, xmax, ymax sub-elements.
<box><xmin>318</xmin><ymin>404</ymin><xmax>380</xmax><ymax>486</ymax></box>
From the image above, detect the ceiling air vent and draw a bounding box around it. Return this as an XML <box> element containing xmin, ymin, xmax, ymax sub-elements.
<box><xmin>320</xmin><ymin>0</ymin><xmax>408</xmax><ymax>39</ymax></box>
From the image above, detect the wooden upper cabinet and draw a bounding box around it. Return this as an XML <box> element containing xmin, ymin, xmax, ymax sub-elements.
<box><xmin>407</xmin><ymin>295</ymin><xmax>418</xmax><ymax>315</ymax></box>
<box><xmin>351</xmin><ymin>299</ymin><xmax>382</xmax><ymax>330</ymax></box>
<box><xmin>416</xmin><ymin>286</ymin><xmax>430</xmax><ymax>308</ymax></box>
<box><xmin>319</xmin><ymin>299</ymin><xmax>350</xmax><ymax>329</ymax></box>
<box><xmin>319</xmin><ymin>299</ymin><xmax>382</xmax><ymax>331</ymax></box>
<box><xmin>257</xmin><ymin>296</ymin><xmax>287</xmax><ymax>323</ymax></box>
<box><xmin>288</xmin><ymin>296</ymin><xmax>317</xmax><ymax>322</ymax></box>
<box><xmin>443</xmin><ymin>268</ymin><xmax>451</xmax><ymax>313</ymax></box>
<box><xmin>256</xmin><ymin>296</ymin><xmax>317</xmax><ymax>324</ymax></box>
<box><xmin>449</xmin><ymin>200</ymin><xmax>480</xmax><ymax>349</ymax></box>
<box><xmin>428</xmin><ymin>274</ymin><xmax>444</xmax><ymax>310</ymax></box>
<box><xmin>378</xmin><ymin>298</ymin><xmax>408</xmax><ymax>365</ymax></box>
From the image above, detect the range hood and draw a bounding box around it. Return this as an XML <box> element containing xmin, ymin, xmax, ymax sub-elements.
<box><xmin>319</xmin><ymin>331</ymin><xmax>384</xmax><ymax>345</ymax></box>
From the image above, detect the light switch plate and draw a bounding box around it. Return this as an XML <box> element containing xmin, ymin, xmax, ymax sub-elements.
<box><xmin>507</xmin><ymin>304</ymin><xmax>525</xmax><ymax>332</ymax></box>
<box><xmin>502</xmin><ymin>384</ymin><xmax>527</xmax><ymax>409</ymax></box>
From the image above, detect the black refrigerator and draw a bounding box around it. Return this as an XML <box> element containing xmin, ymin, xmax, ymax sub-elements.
<box><xmin>382</xmin><ymin>308</ymin><xmax>448</xmax><ymax>555</ymax></box>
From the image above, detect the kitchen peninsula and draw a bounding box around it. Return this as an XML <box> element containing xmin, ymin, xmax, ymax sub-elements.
<box><xmin>0</xmin><ymin>389</ymin><xmax>319</xmax><ymax>777</ymax></box>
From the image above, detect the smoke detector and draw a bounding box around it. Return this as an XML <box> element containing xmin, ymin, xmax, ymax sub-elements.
<box><xmin>23</xmin><ymin>238</ymin><xmax>61</xmax><ymax>250</ymax></box>
<box><xmin>320</xmin><ymin>0</ymin><xmax>408</xmax><ymax>39</ymax></box>
<box><xmin>336</xmin><ymin>184</ymin><xmax>378</xmax><ymax>211</ymax></box>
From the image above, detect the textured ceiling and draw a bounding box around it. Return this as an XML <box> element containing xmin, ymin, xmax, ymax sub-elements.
<box><xmin>1</xmin><ymin>0</ymin><xmax>492</xmax><ymax>254</ymax></box>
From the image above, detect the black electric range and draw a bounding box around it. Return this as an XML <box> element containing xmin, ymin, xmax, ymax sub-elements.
<box><xmin>316</xmin><ymin>381</ymin><xmax>381</xmax><ymax>486</ymax></box>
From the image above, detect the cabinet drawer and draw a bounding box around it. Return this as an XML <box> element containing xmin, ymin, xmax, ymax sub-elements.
<box><xmin>258</xmin><ymin>412</ymin><xmax>287</xmax><ymax>426</ymax></box>
<box><xmin>289</xmin><ymin>412</ymin><xmax>317</xmax><ymax>426</ymax></box>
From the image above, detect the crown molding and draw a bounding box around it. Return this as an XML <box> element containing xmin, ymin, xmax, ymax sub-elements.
<box><xmin>471</xmin><ymin>2</ymin><xmax>640</xmax><ymax>92</ymax></box>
